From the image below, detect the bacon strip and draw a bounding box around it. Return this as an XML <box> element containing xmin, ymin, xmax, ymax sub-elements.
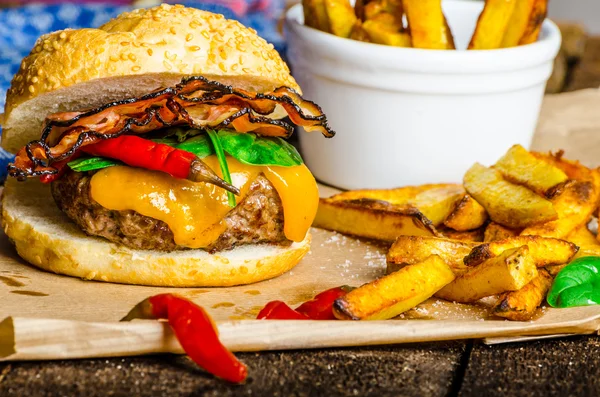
<box><xmin>9</xmin><ymin>76</ymin><xmax>334</xmax><ymax>180</ymax></box>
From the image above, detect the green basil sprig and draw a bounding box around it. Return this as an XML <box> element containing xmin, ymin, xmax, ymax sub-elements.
<box><xmin>67</xmin><ymin>157</ymin><xmax>120</xmax><ymax>172</ymax></box>
<box><xmin>547</xmin><ymin>256</ymin><xmax>600</xmax><ymax>308</ymax></box>
<box><xmin>207</xmin><ymin>130</ymin><xmax>236</xmax><ymax>207</ymax></box>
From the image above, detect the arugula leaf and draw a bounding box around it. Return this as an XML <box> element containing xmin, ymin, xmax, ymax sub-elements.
<box><xmin>67</xmin><ymin>157</ymin><xmax>120</xmax><ymax>172</ymax></box>
<box><xmin>547</xmin><ymin>256</ymin><xmax>600</xmax><ymax>308</ymax></box>
<box><xmin>207</xmin><ymin>130</ymin><xmax>236</xmax><ymax>207</ymax></box>
<box><xmin>217</xmin><ymin>130</ymin><xmax>303</xmax><ymax>167</ymax></box>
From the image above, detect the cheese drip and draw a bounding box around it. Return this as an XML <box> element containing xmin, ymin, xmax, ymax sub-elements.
<box><xmin>89</xmin><ymin>156</ymin><xmax>318</xmax><ymax>249</ymax></box>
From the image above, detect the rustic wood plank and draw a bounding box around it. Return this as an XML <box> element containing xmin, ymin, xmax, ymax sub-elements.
<box><xmin>459</xmin><ymin>334</ymin><xmax>600</xmax><ymax>396</ymax></box>
<box><xmin>0</xmin><ymin>343</ymin><xmax>466</xmax><ymax>397</ymax></box>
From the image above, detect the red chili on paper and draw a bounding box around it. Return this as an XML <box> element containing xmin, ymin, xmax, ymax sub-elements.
<box><xmin>257</xmin><ymin>286</ymin><xmax>353</xmax><ymax>320</ymax></box>
<box><xmin>122</xmin><ymin>293</ymin><xmax>247</xmax><ymax>383</ymax></box>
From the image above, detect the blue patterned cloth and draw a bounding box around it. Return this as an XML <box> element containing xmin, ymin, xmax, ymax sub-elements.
<box><xmin>0</xmin><ymin>1</ymin><xmax>285</xmax><ymax>180</ymax></box>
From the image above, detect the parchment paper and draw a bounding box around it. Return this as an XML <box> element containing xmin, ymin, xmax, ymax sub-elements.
<box><xmin>2</xmin><ymin>89</ymin><xmax>600</xmax><ymax>359</ymax></box>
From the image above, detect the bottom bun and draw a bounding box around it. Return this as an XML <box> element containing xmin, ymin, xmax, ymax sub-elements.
<box><xmin>1</xmin><ymin>179</ymin><xmax>310</xmax><ymax>287</ymax></box>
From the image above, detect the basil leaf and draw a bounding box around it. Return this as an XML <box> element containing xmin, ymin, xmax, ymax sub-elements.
<box><xmin>67</xmin><ymin>157</ymin><xmax>120</xmax><ymax>172</ymax></box>
<box><xmin>217</xmin><ymin>130</ymin><xmax>303</xmax><ymax>167</ymax></box>
<box><xmin>207</xmin><ymin>130</ymin><xmax>236</xmax><ymax>207</ymax></box>
<box><xmin>547</xmin><ymin>256</ymin><xmax>600</xmax><ymax>308</ymax></box>
<box><xmin>173</xmin><ymin>135</ymin><xmax>214</xmax><ymax>158</ymax></box>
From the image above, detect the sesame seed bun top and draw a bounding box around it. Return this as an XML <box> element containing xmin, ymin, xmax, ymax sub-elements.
<box><xmin>1</xmin><ymin>4</ymin><xmax>299</xmax><ymax>153</ymax></box>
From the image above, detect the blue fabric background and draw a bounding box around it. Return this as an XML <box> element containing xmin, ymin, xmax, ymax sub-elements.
<box><xmin>0</xmin><ymin>1</ymin><xmax>285</xmax><ymax>180</ymax></box>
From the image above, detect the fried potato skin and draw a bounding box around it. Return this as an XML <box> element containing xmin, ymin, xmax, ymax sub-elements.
<box><xmin>494</xmin><ymin>144</ymin><xmax>568</xmax><ymax>196</ymax></box>
<box><xmin>314</xmin><ymin>198</ymin><xmax>438</xmax><ymax>242</ymax></box>
<box><xmin>443</xmin><ymin>194</ymin><xmax>488</xmax><ymax>232</ymax></box>
<box><xmin>484</xmin><ymin>222</ymin><xmax>521</xmax><ymax>242</ymax></box>
<box><xmin>363</xmin><ymin>20</ymin><xmax>411</xmax><ymax>46</ymax></box>
<box><xmin>464</xmin><ymin>236</ymin><xmax>578</xmax><ymax>268</ymax></box>
<box><xmin>303</xmin><ymin>0</ymin><xmax>331</xmax><ymax>32</ymax></box>
<box><xmin>519</xmin><ymin>0</ymin><xmax>548</xmax><ymax>45</ymax></box>
<box><xmin>492</xmin><ymin>269</ymin><xmax>553</xmax><ymax>321</ymax></box>
<box><xmin>439</xmin><ymin>227</ymin><xmax>485</xmax><ymax>243</ymax></box>
<box><xmin>468</xmin><ymin>0</ymin><xmax>517</xmax><ymax>50</ymax></box>
<box><xmin>500</xmin><ymin>0</ymin><xmax>537</xmax><ymax>48</ymax></box>
<box><xmin>334</xmin><ymin>255</ymin><xmax>455</xmax><ymax>320</ymax></box>
<box><xmin>436</xmin><ymin>246</ymin><xmax>538</xmax><ymax>303</ymax></box>
<box><xmin>386</xmin><ymin>236</ymin><xmax>476</xmax><ymax>275</ymax></box>
<box><xmin>324</xmin><ymin>0</ymin><xmax>358</xmax><ymax>38</ymax></box>
<box><xmin>402</xmin><ymin>0</ymin><xmax>455</xmax><ymax>49</ymax></box>
<box><xmin>464</xmin><ymin>163</ymin><xmax>557</xmax><ymax>229</ymax></box>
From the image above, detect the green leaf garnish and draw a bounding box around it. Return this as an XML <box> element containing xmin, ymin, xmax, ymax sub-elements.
<box><xmin>67</xmin><ymin>157</ymin><xmax>120</xmax><ymax>172</ymax></box>
<box><xmin>207</xmin><ymin>129</ymin><xmax>236</xmax><ymax>207</ymax></box>
<box><xmin>547</xmin><ymin>256</ymin><xmax>600</xmax><ymax>308</ymax></box>
<box><xmin>217</xmin><ymin>130</ymin><xmax>303</xmax><ymax>167</ymax></box>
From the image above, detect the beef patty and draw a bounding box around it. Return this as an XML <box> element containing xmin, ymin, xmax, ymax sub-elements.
<box><xmin>51</xmin><ymin>170</ymin><xmax>292</xmax><ymax>252</ymax></box>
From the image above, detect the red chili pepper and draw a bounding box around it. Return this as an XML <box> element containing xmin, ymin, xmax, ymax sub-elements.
<box><xmin>257</xmin><ymin>286</ymin><xmax>354</xmax><ymax>320</ymax></box>
<box><xmin>256</xmin><ymin>301</ymin><xmax>310</xmax><ymax>320</ymax></box>
<box><xmin>81</xmin><ymin>135</ymin><xmax>239</xmax><ymax>194</ymax></box>
<box><xmin>296</xmin><ymin>286</ymin><xmax>353</xmax><ymax>320</ymax></box>
<box><xmin>122</xmin><ymin>293</ymin><xmax>247</xmax><ymax>383</ymax></box>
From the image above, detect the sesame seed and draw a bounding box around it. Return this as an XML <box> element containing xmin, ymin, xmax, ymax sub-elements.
<box><xmin>53</xmin><ymin>82</ymin><xmax>60</xmax><ymax>89</ymax></box>
<box><xmin>189</xmin><ymin>21</ymin><xmax>199</xmax><ymax>29</ymax></box>
<box><xmin>219</xmin><ymin>49</ymin><xmax>228</xmax><ymax>60</ymax></box>
<box><xmin>109</xmin><ymin>55</ymin><xmax>119</xmax><ymax>62</ymax></box>
<box><xmin>132</xmin><ymin>66</ymin><xmax>141</xmax><ymax>72</ymax></box>
<box><xmin>120</xmin><ymin>53</ymin><xmax>128</xmax><ymax>61</ymax></box>
<box><xmin>31</xmin><ymin>76</ymin><xmax>38</xmax><ymax>83</ymax></box>
<box><xmin>59</xmin><ymin>32</ymin><xmax>67</xmax><ymax>40</ymax></box>
<box><xmin>169</xmin><ymin>27</ymin><xmax>176</xmax><ymax>35</ymax></box>
<box><xmin>163</xmin><ymin>60</ymin><xmax>172</xmax><ymax>71</ymax></box>
<box><xmin>120</xmin><ymin>41</ymin><xmax>130</xmax><ymax>46</ymax></box>
<box><xmin>186</xmin><ymin>33</ymin><xmax>193</xmax><ymax>42</ymax></box>
<box><xmin>242</xmin><ymin>68</ymin><xmax>251</xmax><ymax>74</ymax></box>
<box><xmin>231</xmin><ymin>64</ymin><xmax>239</xmax><ymax>71</ymax></box>
<box><xmin>239</xmin><ymin>55</ymin><xmax>244</xmax><ymax>65</ymax></box>
<box><xmin>37</xmin><ymin>69</ymin><xmax>43</xmax><ymax>76</ymax></box>
<box><xmin>218</xmin><ymin>62</ymin><xmax>227</xmax><ymax>72</ymax></box>
<box><xmin>201</xmin><ymin>31</ymin><xmax>210</xmax><ymax>39</ymax></box>
<box><xmin>28</xmin><ymin>85</ymin><xmax>35</xmax><ymax>93</ymax></box>
<box><xmin>189</xmin><ymin>46</ymin><xmax>200</xmax><ymax>52</ymax></box>
<box><xmin>208</xmin><ymin>53</ymin><xmax>216</xmax><ymax>63</ymax></box>
<box><xmin>147</xmin><ymin>49</ymin><xmax>153</xmax><ymax>56</ymax></box>
<box><xmin>128</xmin><ymin>54</ymin><xmax>137</xmax><ymax>61</ymax></box>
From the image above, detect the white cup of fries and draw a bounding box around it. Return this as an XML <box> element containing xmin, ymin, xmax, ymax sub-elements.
<box><xmin>285</xmin><ymin>0</ymin><xmax>561</xmax><ymax>190</ymax></box>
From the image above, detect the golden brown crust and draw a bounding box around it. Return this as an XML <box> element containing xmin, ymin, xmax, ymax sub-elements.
<box><xmin>4</xmin><ymin>4</ymin><xmax>298</xmax><ymax>120</ymax></box>
<box><xmin>1</xmin><ymin>179</ymin><xmax>309</xmax><ymax>287</ymax></box>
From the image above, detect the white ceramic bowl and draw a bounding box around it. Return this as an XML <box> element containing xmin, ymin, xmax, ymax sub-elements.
<box><xmin>285</xmin><ymin>0</ymin><xmax>562</xmax><ymax>190</ymax></box>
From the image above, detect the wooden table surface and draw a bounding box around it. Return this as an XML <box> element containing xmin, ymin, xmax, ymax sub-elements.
<box><xmin>1</xmin><ymin>38</ymin><xmax>599</xmax><ymax>397</ymax></box>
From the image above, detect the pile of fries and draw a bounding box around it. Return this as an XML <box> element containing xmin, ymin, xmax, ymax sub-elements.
<box><xmin>302</xmin><ymin>0</ymin><xmax>548</xmax><ymax>49</ymax></box>
<box><xmin>316</xmin><ymin>145</ymin><xmax>600</xmax><ymax>321</ymax></box>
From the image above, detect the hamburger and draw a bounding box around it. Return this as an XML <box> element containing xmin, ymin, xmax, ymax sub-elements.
<box><xmin>0</xmin><ymin>4</ymin><xmax>334</xmax><ymax>287</ymax></box>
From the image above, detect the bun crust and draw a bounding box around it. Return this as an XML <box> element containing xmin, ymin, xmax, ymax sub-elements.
<box><xmin>2</xmin><ymin>4</ymin><xmax>298</xmax><ymax>153</ymax></box>
<box><xmin>1</xmin><ymin>179</ymin><xmax>310</xmax><ymax>287</ymax></box>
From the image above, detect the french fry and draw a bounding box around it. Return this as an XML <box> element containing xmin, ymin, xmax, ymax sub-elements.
<box><xmin>324</xmin><ymin>0</ymin><xmax>358</xmax><ymax>38</ymax></box>
<box><xmin>436</xmin><ymin>246</ymin><xmax>538</xmax><ymax>303</ymax></box>
<box><xmin>519</xmin><ymin>0</ymin><xmax>548</xmax><ymax>45</ymax></box>
<box><xmin>468</xmin><ymin>0</ymin><xmax>517</xmax><ymax>50</ymax></box>
<box><xmin>303</xmin><ymin>0</ymin><xmax>331</xmax><ymax>32</ymax></box>
<box><xmin>463</xmin><ymin>236</ymin><xmax>578</xmax><ymax>267</ymax></box>
<box><xmin>443</xmin><ymin>194</ymin><xmax>488</xmax><ymax>231</ymax></box>
<box><xmin>386</xmin><ymin>236</ymin><xmax>476</xmax><ymax>275</ymax></box>
<box><xmin>494</xmin><ymin>144</ymin><xmax>568</xmax><ymax>196</ymax></box>
<box><xmin>328</xmin><ymin>184</ymin><xmax>465</xmax><ymax>226</ymax></box>
<box><xmin>314</xmin><ymin>198</ymin><xmax>438</xmax><ymax>241</ymax></box>
<box><xmin>349</xmin><ymin>20</ymin><xmax>371</xmax><ymax>42</ymax></box>
<box><xmin>439</xmin><ymin>227</ymin><xmax>485</xmax><ymax>243</ymax></box>
<box><xmin>492</xmin><ymin>269</ymin><xmax>553</xmax><ymax>321</ymax></box>
<box><xmin>334</xmin><ymin>255</ymin><xmax>455</xmax><ymax>320</ymax></box>
<box><xmin>500</xmin><ymin>0</ymin><xmax>536</xmax><ymax>48</ymax></box>
<box><xmin>402</xmin><ymin>0</ymin><xmax>455</xmax><ymax>49</ymax></box>
<box><xmin>484</xmin><ymin>222</ymin><xmax>520</xmax><ymax>242</ymax></box>
<box><xmin>464</xmin><ymin>163</ymin><xmax>557</xmax><ymax>229</ymax></box>
<box><xmin>521</xmin><ymin>177</ymin><xmax>600</xmax><ymax>239</ymax></box>
<box><xmin>363</xmin><ymin>20</ymin><xmax>411</xmax><ymax>47</ymax></box>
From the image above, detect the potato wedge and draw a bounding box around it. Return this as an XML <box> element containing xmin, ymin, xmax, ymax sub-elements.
<box><xmin>443</xmin><ymin>194</ymin><xmax>488</xmax><ymax>231</ymax></box>
<box><xmin>334</xmin><ymin>255</ymin><xmax>455</xmax><ymax>320</ymax></box>
<box><xmin>439</xmin><ymin>227</ymin><xmax>485</xmax><ymax>243</ymax></box>
<box><xmin>324</xmin><ymin>0</ymin><xmax>358</xmax><ymax>38</ymax></box>
<box><xmin>403</xmin><ymin>0</ymin><xmax>455</xmax><ymax>49</ymax></box>
<box><xmin>463</xmin><ymin>236</ymin><xmax>578</xmax><ymax>267</ymax></box>
<box><xmin>492</xmin><ymin>269</ymin><xmax>553</xmax><ymax>321</ymax></box>
<box><xmin>484</xmin><ymin>222</ymin><xmax>520</xmax><ymax>242</ymax></box>
<box><xmin>363</xmin><ymin>20</ymin><xmax>411</xmax><ymax>46</ymax></box>
<box><xmin>500</xmin><ymin>0</ymin><xmax>536</xmax><ymax>48</ymax></box>
<box><xmin>464</xmin><ymin>163</ymin><xmax>557</xmax><ymax>229</ymax></box>
<box><xmin>314</xmin><ymin>198</ymin><xmax>438</xmax><ymax>241</ymax></box>
<box><xmin>519</xmin><ymin>0</ymin><xmax>548</xmax><ymax>45</ymax></box>
<box><xmin>521</xmin><ymin>177</ymin><xmax>600</xmax><ymax>239</ymax></box>
<box><xmin>566</xmin><ymin>224</ymin><xmax>598</xmax><ymax>247</ymax></box>
<box><xmin>468</xmin><ymin>0</ymin><xmax>517</xmax><ymax>50</ymax></box>
<box><xmin>531</xmin><ymin>151</ymin><xmax>595</xmax><ymax>183</ymax></box>
<box><xmin>328</xmin><ymin>184</ymin><xmax>464</xmax><ymax>226</ymax></box>
<box><xmin>494</xmin><ymin>144</ymin><xmax>568</xmax><ymax>196</ymax></box>
<box><xmin>303</xmin><ymin>0</ymin><xmax>331</xmax><ymax>32</ymax></box>
<box><xmin>386</xmin><ymin>236</ymin><xmax>476</xmax><ymax>275</ymax></box>
<box><xmin>436</xmin><ymin>246</ymin><xmax>538</xmax><ymax>303</ymax></box>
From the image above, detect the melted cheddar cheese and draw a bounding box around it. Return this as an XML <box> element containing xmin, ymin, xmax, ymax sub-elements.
<box><xmin>89</xmin><ymin>155</ymin><xmax>319</xmax><ymax>249</ymax></box>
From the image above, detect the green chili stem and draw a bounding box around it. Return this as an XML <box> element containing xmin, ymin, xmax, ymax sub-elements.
<box><xmin>207</xmin><ymin>130</ymin><xmax>236</xmax><ymax>207</ymax></box>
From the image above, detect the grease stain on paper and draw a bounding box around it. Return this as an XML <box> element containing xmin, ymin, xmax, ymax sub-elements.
<box><xmin>212</xmin><ymin>302</ymin><xmax>235</xmax><ymax>309</ymax></box>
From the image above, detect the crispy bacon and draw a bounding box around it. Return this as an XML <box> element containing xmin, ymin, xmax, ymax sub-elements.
<box><xmin>9</xmin><ymin>76</ymin><xmax>334</xmax><ymax>180</ymax></box>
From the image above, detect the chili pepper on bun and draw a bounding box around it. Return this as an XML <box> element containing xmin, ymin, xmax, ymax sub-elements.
<box><xmin>1</xmin><ymin>4</ymin><xmax>334</xmax><ymax>287</ymax></box>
